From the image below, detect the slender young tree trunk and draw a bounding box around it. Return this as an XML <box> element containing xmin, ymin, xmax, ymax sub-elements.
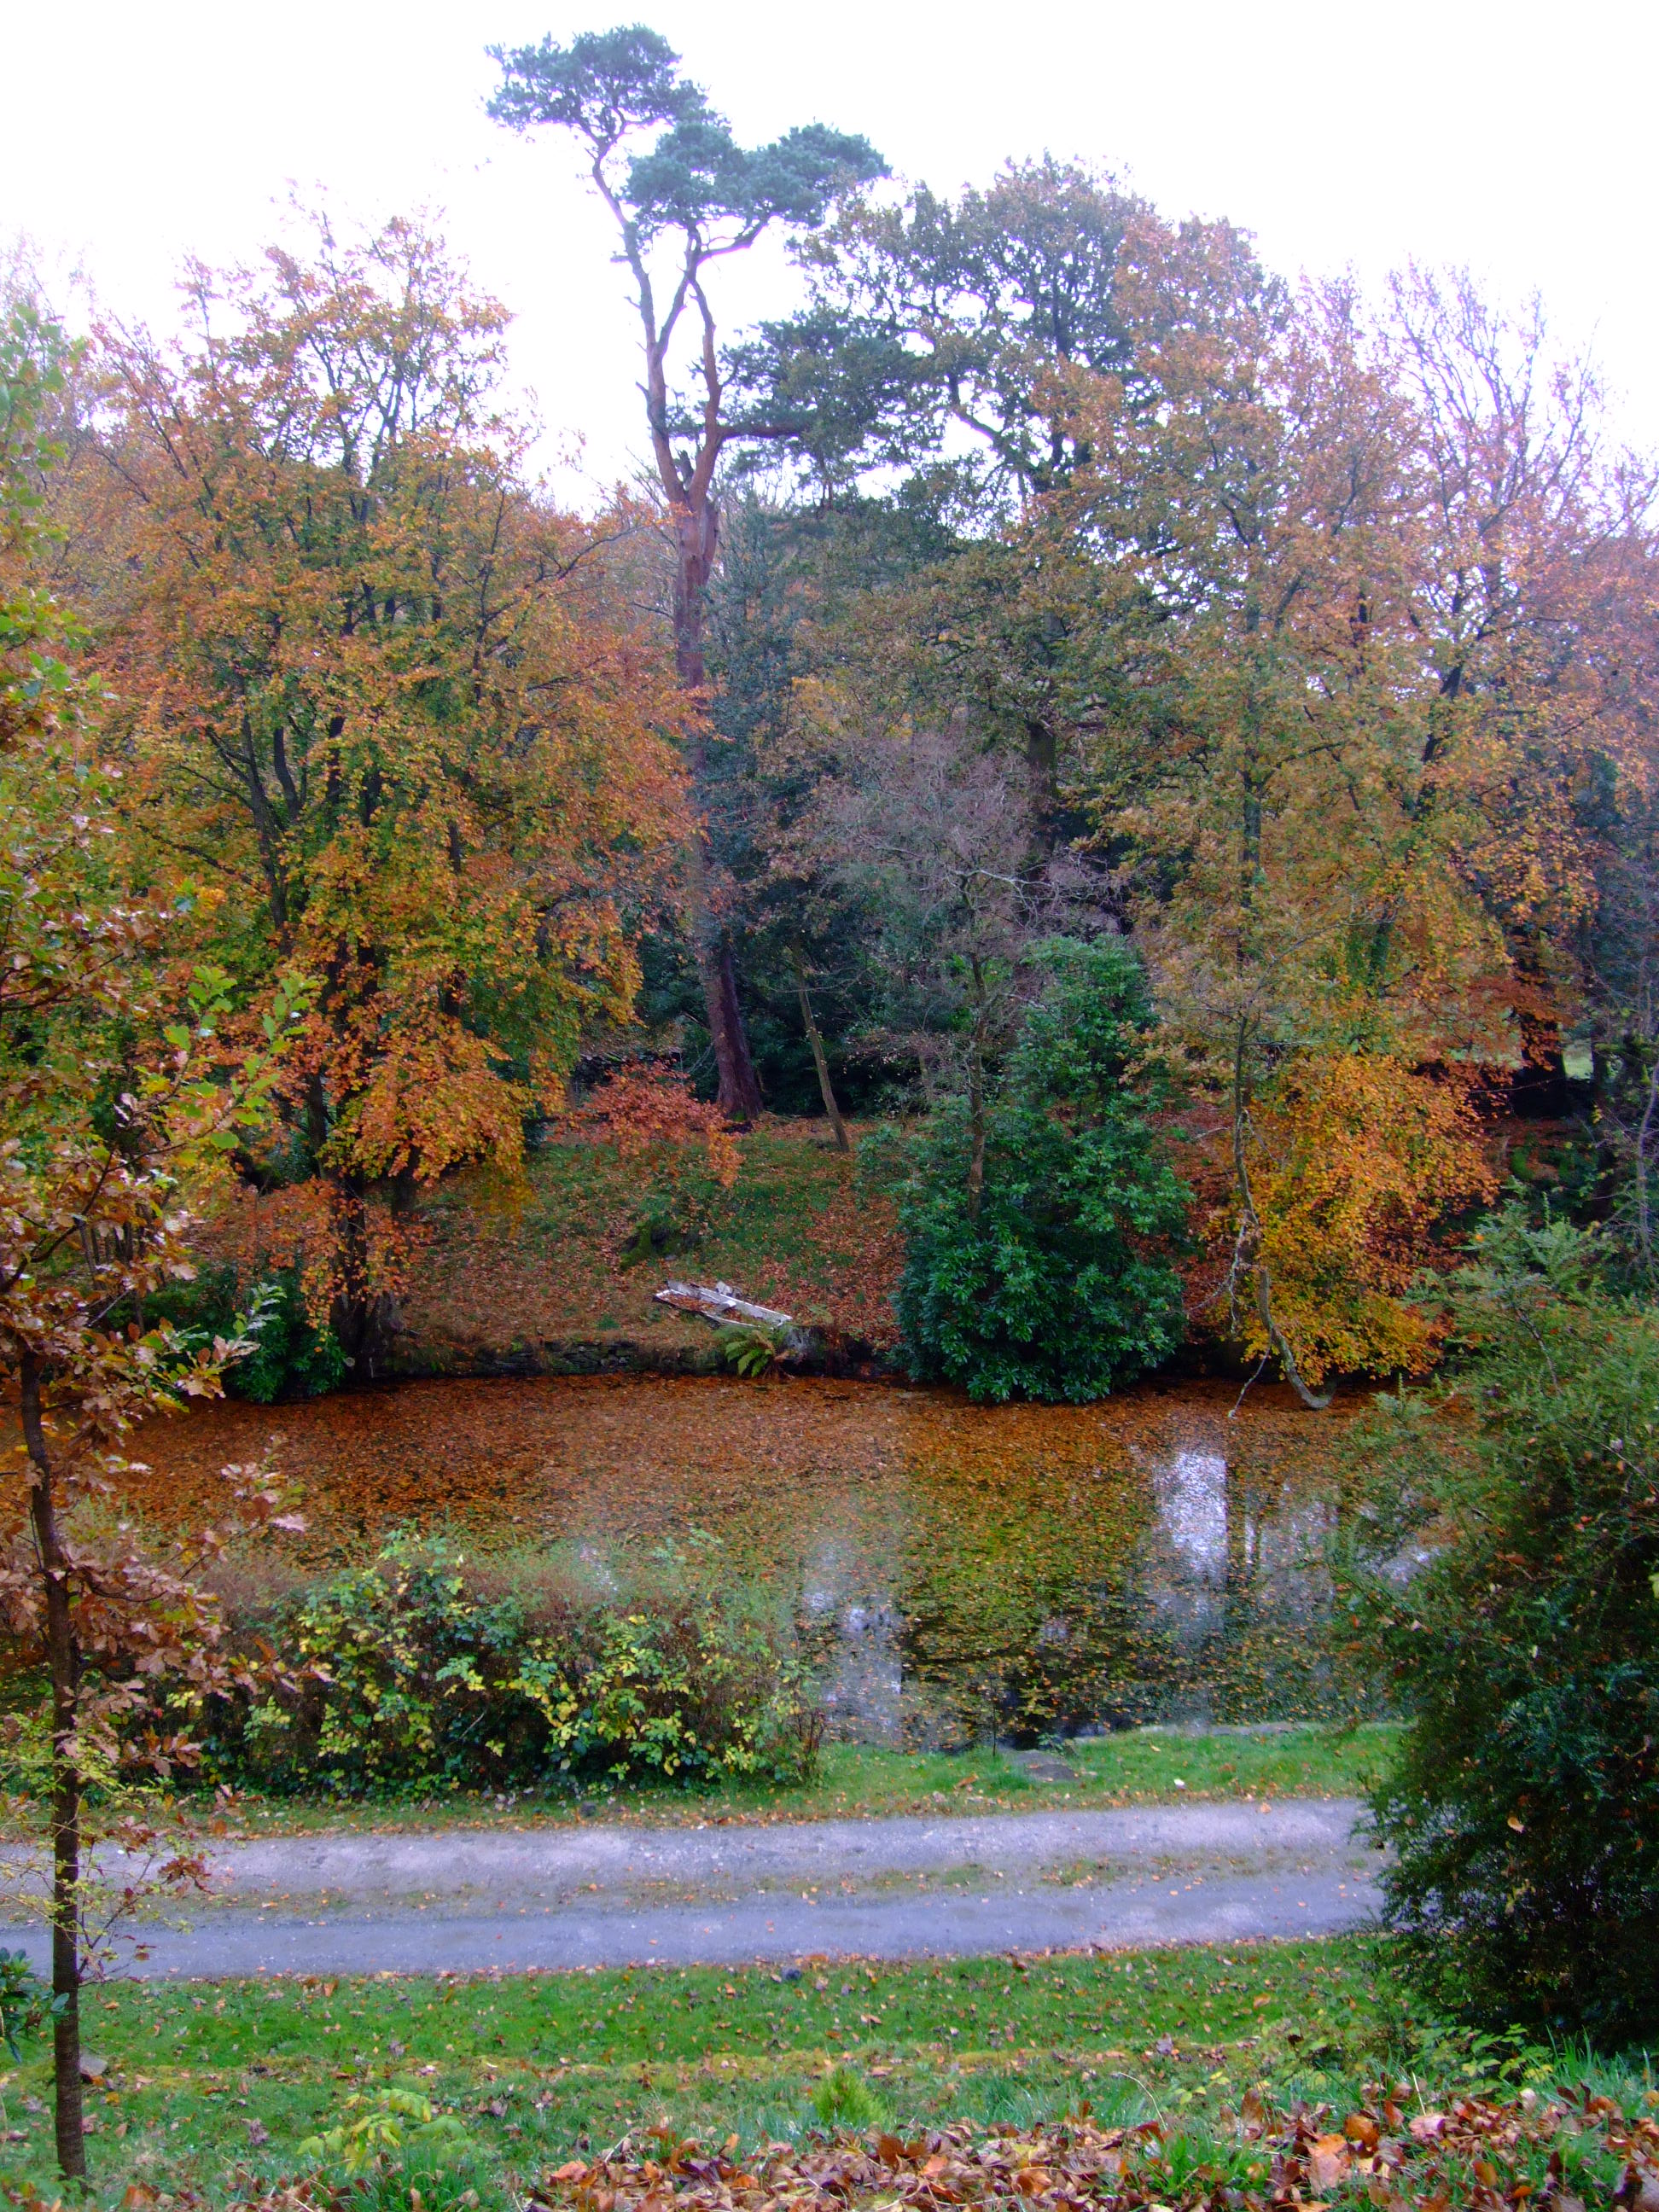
<box><xmin>1634</xmin><ymin>1047</ymin><xmax>1659</xmax><ymax>1278</ymax></box>
<box><xmin>1225</xmin><ymin>735</ymin><xmax>1329</xmax><ymax>1412</ymax></box>
<box><xmin>790</xmin><ymin>946</ymin><xmax>850</xmax><ymax>1153</ymax></box>
<box><xmin>966</xmin><ymin>1043</ymin><xmax>987</xmax><ymax>1223</ymax></box>
<box><xmin>20</xmin><ymin>1354</ymin><xmax>86</xmax><ymax>2182</ymax></box>
<box><xmin>1228</xmin><ymin>1020</ymin><xmax>1330</xmax><ymax>1413</ymax></box>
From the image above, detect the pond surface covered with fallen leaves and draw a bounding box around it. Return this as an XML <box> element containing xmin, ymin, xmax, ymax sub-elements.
<box><xmin>131</xmin><ymin>1377</ymin><xmax>1365</xmax><ymax>1748</ymax></box>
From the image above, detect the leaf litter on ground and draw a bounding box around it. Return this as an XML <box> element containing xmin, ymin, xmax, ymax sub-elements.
<box><xmin>96</xmin><ymin>2082</ymin><xmax>1655</xmax><ymax>2212</ymax></box>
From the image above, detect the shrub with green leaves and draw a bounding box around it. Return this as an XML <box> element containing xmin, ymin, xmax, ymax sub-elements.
<box><xmin>895</xmin><ymin>937</ymin><xmax>1188</xmax><ymax>1403</ymax></box>
<box><xmin>0</xmin><ymin>1947</ymin><xmax>56</xmax><ymax>2061</ymax></box>
<box><xmin>212</xmin><ymin>1540</ymin><xmax>821</xmax><ymax>1796</ymax></box>
<box><xmin>1347</xmin><ymin>1211</ymin><xmax>1659</xmax><ymax>2034</ymax></box>
<box><xmin>150</xmin><ymin>1260</ymin><xmax>346</xmax><ymax>1402</ymax></box>
<box><xmin>230</xmin><ymin>1266</ymin><xmax>347</xmax><ymax>1402</ymax></box>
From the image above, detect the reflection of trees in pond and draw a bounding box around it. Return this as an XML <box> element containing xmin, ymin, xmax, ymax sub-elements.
<box><xmin>891</xmin><ymin>1516</ymin><xmax>1165</xmax><ymax>1747</ymax></box>
<box><xmin>130</xmin><ymin>1376</ymin><xmax>1365</xmax><ymax>1740</ymax></box>
<box><xmin>507</xmin><ymin>1400</ymin><xmax>1354</xmax><ymax>1745</ymax></box>
<box><xmin>795</xmin><ymin>1533</ymin><xmax>905</xmax><ymax>1743</ymax></box>
<box><xmin>1132</xmin><ymin>1440</ymin><xmax>1344</xmax><ymax>1725</ymax></box>
<box><xmin>885</xmin><ymin>1414</ymin><xmax>1349</xmax><ymax>1744</ymax></box>
<box><xmin>887</xmin><ymin>1430</ymin><xmax>1159</xmax><ymax>1746</ymax></box>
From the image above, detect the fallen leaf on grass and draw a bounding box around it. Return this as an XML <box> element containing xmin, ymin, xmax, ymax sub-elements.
<box><xmin>1307</xmin><ymin>2134</ymin><xmax>1350</xmax><ymax>2191</ymax></box>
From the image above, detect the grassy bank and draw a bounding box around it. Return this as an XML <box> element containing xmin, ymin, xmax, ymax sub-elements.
<box><xmin>0</xmin><ymin>1938</ymin><xmax>1644</xmax><ymax>2208</ymax></box>
<box><xmin>206</xmin><ymin>1725</ymin><xmax>1401</xmax><ymax>1837</ymax></box>
<box><xmin>393</xmin><ymin>1125</ymin><xmax>903</xmax><ymax>1371</ymax></box>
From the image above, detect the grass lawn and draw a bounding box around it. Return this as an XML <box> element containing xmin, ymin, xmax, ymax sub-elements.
<box><xmin>3</xmin><ymin>1935</ymin><xmax>1640</xmax><ymax>2209</ymax></box>
<box><xmin>207</xmin><ymin>1725</ymin><xmax>1402</xmax><ymax>1837</ymax></box>
<box><xmin>2</xmin><ymin>1936</ymin><xmax>1648</xmax><ymax>2209</ymax></box>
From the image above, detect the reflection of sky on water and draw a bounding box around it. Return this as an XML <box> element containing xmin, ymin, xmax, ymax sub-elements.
<box><xmin>574</xmin><ymin>1542</ymin><xmax>620</xmax><ymax>1595</ymax></box>
<box><xmin>785</xmin><ymin>1423</ymin><xmax>1349</xmax><ymax>1743</ymax></box>
<box><xmin>158</xmin><ymin>1375</ymin><xmax>1367</xmax><ymax>1746</ymax></box>
<box><xmin>1252</xmin><ymin>1496</ymin><xmax>1334</xmax><ymax>1598</ymax></box>
<box><xmin>1142</xmin><ymin>1446</ymin><xmax>1228</xmax><ymax>1662</ymax></box>
<box><xmin>1154</xmin><ymin>1448</ymin><xmax>1229</xmax><ymax>1586</ymax></box>
<box><xmin>801</xmin><ymin>1536</ymin><xmax>903</xmax><ymax>1743</ymax></box>
<box><xmin>1123</xmin><ymin>1435</ymin><xmax>1340</xmax><ymax>1726</ymax></box>
<box><xmin>1144</xmin><ymin>1443</ymin><xmax>1331</xmax><ymax>1611</ymax></box>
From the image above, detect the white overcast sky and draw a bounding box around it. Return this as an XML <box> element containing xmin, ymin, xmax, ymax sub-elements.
<box><xmin>5</xmin><ymin>0</ymin><xmax>1654</xmax><ymax>502</ymax></box>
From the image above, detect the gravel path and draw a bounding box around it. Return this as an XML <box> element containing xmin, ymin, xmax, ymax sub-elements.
<box><xmin>1</xmin><ymin>1799</ymin><xmax>1380</xmax><ymax>1980</ymax></box>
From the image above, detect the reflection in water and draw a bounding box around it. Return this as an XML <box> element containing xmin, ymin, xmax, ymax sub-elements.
<box><xmin>800</xmin><ymin>1537</ymin><xmax>903</xmax><ymax>1743</ymax></box>
<box><xmin>1143</xmin><ymin>1447</ymin><xmax>1229</xmax><ymax>1668</ymax></box>
<box><xmin>1154</xmin><ymin>1449</ymin><xmax>1229</xmax><ymax>1585</ymax></box>
<box><xmin>1126</xmin><ymin>1447</ymin><xmax>1340</xmax><ymax>1731</ymax></box>
<box><xmin>129</xmin><ymin>1376</ymin><xmax>1371</xmax><ymax>1750</ymax></box>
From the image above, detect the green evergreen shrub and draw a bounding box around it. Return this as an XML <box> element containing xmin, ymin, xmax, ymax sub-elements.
<box><xmin>1348</xmin><ymin>1212</ymin><xmax>1659</xmax><ymax>2034</ymax></box>
<box><xmin>895</xmin><ymin>936</ymin><xmax>1188</xmax><ymax>1403</ymax></box>
<box><xmin>150</xmin><ymin>1260</ymin><xmax>346</xmax><ymax>1402</ymax></box>
<box><xmin>230</xmin><ymin>1266</ymin><xmax>347</xmax><ymax>1402</ymax></box>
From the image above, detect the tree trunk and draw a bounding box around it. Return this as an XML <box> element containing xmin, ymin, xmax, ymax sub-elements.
<box><xmin>708</xmin><ymin>934</ymin><xmax>765</xmax><ymax>1124</ymax></box>
<box><xmin>20</xmin><ymin>1354</ymin><xmax>86</xmax><ymax>2182</ymax></box>
<box><xmin>326</xmin><ymin>1170</ymin><xmax>398</xmax><ymax>1379</ymax></box>
<box><xmin>1024</xmin><ymin>715</ymin><xmax>1060</xmax><ymax>863</ymax></box>
<box><xmin>1228</xmin><ymin>1023</ymin><xmax>1330</xmax><ymax>1413</ymax></box>
<box><xmin>673</xmin><ymin>497</ymin><xmax>765</xmax><ymax>1122</ymax></box>
<box><xmin>790</xmin><ymin>946</ymin><xmax>850</xmax><ymax>1153</ymax></box>
<box><xmin>966</xmin><ymin>1049</ymin><xmax>987</xmax><ymax>1222</ymax></box>
<box><xmin>1635</xmin><ymin>1049</ymin><xmax>1659</xmax><ymax>1278</ymax></box>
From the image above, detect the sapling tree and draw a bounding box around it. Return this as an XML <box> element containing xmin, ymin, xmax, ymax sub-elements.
<box><xmin>0</xmin><ymin>301</ymin><xmax>306</xmax><ymax>2179</ymax></box>
<box><xmin>488</xmin><ymin>25</ymin><xmax>883</xmax><ymax>1116</ymax></box>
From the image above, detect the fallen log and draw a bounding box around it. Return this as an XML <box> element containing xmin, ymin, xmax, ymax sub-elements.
<box><xmin>654</xmin><ymin>1280</ymin><xmax>794</xmax><ymax>1330</ymax></box>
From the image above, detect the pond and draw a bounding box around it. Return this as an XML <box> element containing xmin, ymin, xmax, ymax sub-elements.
<box><xmin>126</xmin><ymin>1376</ymin><xmax>1367</xmax><ymax>1750</ymax></box>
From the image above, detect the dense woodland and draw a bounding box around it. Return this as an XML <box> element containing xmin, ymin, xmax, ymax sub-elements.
<box><xmin>4</xmin><ymin>24</ymin><xmax>1659</xmax><ymax>2180</ymax></box>
<box><xmin>12</xmin><ymin>50</ymin><xmax>1659</xmax><ymax>1403</ymax></box>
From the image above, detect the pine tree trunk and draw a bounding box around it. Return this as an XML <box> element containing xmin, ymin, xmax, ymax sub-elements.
<box><xmin>20</xmin><ymin>1354</ymin><xmax>86</xmax><ymax>2182</ymax></box>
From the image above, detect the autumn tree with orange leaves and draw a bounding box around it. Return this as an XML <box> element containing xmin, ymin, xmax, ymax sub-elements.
<box><xmin>1</xmin><ymin>300</ymin><xmax>315</xmax><ymax>2181</ymax></box>
<box><xmin>16</xmin><ymin>143</ymin><xmax>1656</xmax><ymax>1419</ymax></box>
<box><xmin>1055</xmin><ymin>243</ymin><xmax>1512</xmax><ymax>1397</ymax></box>
<box><xmin>747</xmin><ymin>172</ymin><xmax>1659</xmax><ymax>1395</ymax></box>
<box><xmin>67</xmin><ymin>215</ymin><xmax>690</xmax><ymax>1370</ymax></box>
